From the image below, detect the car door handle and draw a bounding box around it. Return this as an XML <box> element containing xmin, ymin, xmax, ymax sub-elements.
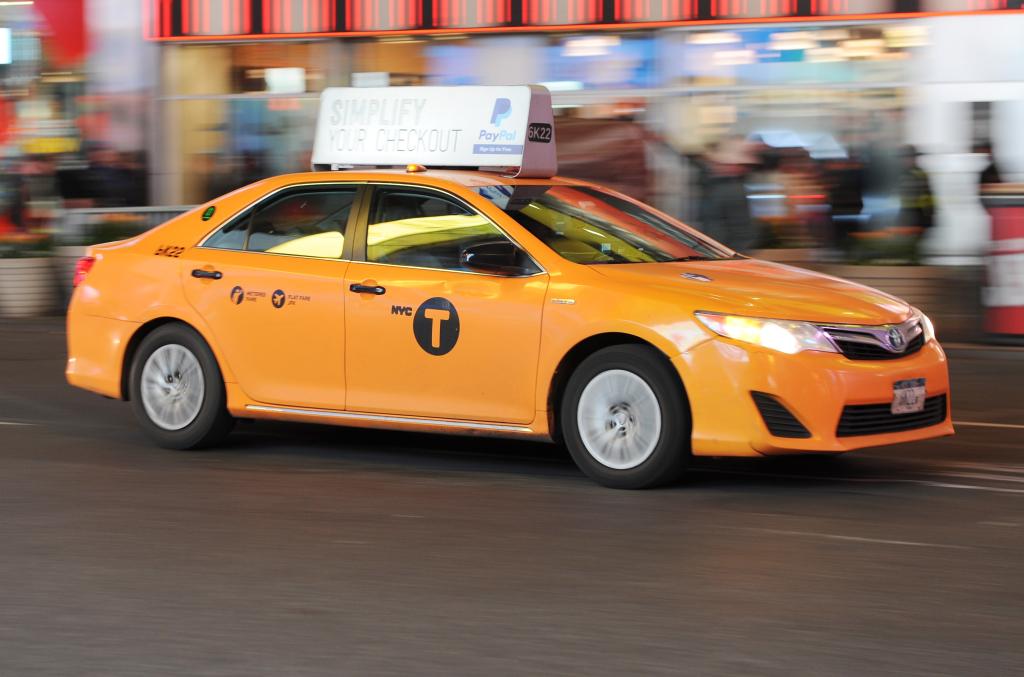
<box><xmin>349</xmin><ymin>283</ymin><xmax>386</xmax><ymax>295</ymax></box>
<box><xmin>191</xmin><ymin>269</ymin><xmax>223</xmax><ymax>280</ymax></box>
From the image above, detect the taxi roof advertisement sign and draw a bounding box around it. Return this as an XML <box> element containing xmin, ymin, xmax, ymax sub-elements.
<box><xmin>312</xmin><ymin>85</ymin><xmax>557</xmax><ymax>178</ymax></box>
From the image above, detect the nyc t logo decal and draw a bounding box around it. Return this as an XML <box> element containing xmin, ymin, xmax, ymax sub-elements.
<box><xmin>413</xmin><ymin>297</ymin><xmax>460</xmax><ymax>356</ymax></box>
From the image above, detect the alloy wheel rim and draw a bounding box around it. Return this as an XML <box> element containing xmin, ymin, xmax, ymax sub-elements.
<box><xmin>140</xmin><ymin>344</ymin><xmax>205</xmax><ymax>431</ymax></box>
<box><xmin>576</xmin><ymin>369</ymin><xmax>662</xmax><ymax>470</ymax></box>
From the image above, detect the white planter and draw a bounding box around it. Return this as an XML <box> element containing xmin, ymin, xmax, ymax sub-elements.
<box><xmin>0</xmin><ymin>258</ymin><xmax>56</xmax><ymax>318</ymax></box>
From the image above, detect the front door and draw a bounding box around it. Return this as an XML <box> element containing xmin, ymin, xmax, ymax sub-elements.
<box><xmin>344</xmin><ymin>185</ymin><xmax>548</xmax><ymax>424</ymax></box>
<box><xmin>182</xmin><ymin>185</ymin><xmax>360</xmax><ymax>410</ymax></box>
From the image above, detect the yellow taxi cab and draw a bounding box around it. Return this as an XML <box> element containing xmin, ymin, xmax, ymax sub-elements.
<box><xmin>66</xmin><ymin>86</ymin><xmax>953</xmax><ymax>488</ymax></box>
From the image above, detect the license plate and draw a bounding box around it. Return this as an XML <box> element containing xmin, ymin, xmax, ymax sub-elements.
<box><xmin>892</xmin><ymin>378</ymin><xmax>926</xmax><ymax>415</ymax></box>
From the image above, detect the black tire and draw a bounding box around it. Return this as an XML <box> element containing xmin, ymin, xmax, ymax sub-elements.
<box><xmin>128</xmin><ymin>323</ymin><xmax>234</xmax><ymax>450</ymax></box>
<box><xmin>560</xmin><ymin>345</ymin><xmax>690</xmax><ymax>489</ymax></box>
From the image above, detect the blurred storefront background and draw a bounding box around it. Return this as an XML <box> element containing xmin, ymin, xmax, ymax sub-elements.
<box><xmin>2</xmin><ymin>1</ymin><xmax>1024</xmax><ymax>337</ymax></box>
<box><xmin>0</xmin><ymin>0</ymin><xmax>151</xmax><ymax>223</ymax></box>
<box><xmin>140</xmin><ymin>2</ymin><xmax>1024</xmax><ymax>266</ymax></box>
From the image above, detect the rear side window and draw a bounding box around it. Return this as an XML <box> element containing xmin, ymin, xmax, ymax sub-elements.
<box><xmin>204</xmin><ymin>214</ymin><xmax>247</xmax><ymax>251</ymax></box>
<box><xmin>366</xmin><ymin>187</ymin><xmax>513</xmax><ymax>271</ymax></box>
<box><xmin>205</xmin><ymin>187</ymin><xmax>357</xmax><ymax>259</ymax></box>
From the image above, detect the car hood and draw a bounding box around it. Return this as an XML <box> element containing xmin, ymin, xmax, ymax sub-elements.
<box><xmin>589</xmin><ymin>258</ymin><xmax>912</xmax><ymax>326</ymax></box>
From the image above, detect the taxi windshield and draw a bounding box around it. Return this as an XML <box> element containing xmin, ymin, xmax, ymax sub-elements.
<box><xmin>472</xmin><ymin>184</ymin><xmax>736</xmax><ymax>264</ymax></box>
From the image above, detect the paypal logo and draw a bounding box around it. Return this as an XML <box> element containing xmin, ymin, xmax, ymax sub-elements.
<box><xmin>479</xmin><ymin>128</ymin><xmax>516</xmax><ymax>143</ymax></box>
<box><xmin>490</xmin><ymin>98</ymin><xmax>512</xmax><ymax>127</ymax></box>
<box><xmin>474</xmin><ymin>97</ymin><xmax>523</xmax><ymax>155</ymax></box>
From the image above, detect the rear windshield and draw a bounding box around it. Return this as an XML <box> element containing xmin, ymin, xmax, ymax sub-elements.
<box><xmin>472</xmin><ymin>184</ymin><xmax>735</xmax><ymax>265</ymax></box>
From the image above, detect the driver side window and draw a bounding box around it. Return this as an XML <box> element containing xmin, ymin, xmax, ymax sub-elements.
<box><xmin>366</xmin><ymin>187</ymin><xmax>515</xmax><ymax>272</ymax></box>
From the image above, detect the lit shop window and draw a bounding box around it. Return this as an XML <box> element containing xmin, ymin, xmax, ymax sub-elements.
<box><xmin>432</xmin><ymin>0</ymin><xmax>513</xmax><ymax>27</ymax></box>
<box><xmin>709</xmin><ymin>0</ymin><xmax>798</xmax><ymax>17</ymax></box>
<box><xmin>262</xmin><ymin>0</ymin><xmax>337</xmax><ymax>34</ymax></box>
<box><xmin>614</xmin><ymin>0</ymin><xmax>696</xmax><ymax>21</ymax></box>
<box><xmin>347</xmin><ymin>0</ymin><xmax>422</xmax><ymax>30</ymax></box>
<box><xmin>808</xmin><ymin>1</ymin><xmax>891</xmax><ymax>12</ymax></box>
<box><xmin>923</xmin><ymin>0</ymin><xmax>1007</xmax><ymax>10</ymax></box>
<box><xmin>181</xmin><ymin>0</ymin><xmax>253</xmax><ymax>35</ymax></box>
<box><xmin>144</xmin><ymin>0</ymin><xmax>173</xmax><ymax>38</ymax></box>
<box><xmin>522</xmin><ymin>0</ymin><xmax>603</xmax><ymax>26</ymax></box>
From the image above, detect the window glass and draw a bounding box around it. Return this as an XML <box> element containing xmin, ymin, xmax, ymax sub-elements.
<box><xmin>366</xmin><ymin>188</ymin><xmax>515</xmax><ymax>271</ymax></box>
<box><xmin>204</xmin><ymin>213</ymin><xmax>248</xmax><ymax>250</ymax></box>
<box><xmin>472</xmin><ymin>184</ymin><xmax>736</xmax><ymax>264</ymax></box>
<box><xmin>205</xmin><ymin>188</ymin><xmax>356</xmax><ymax>259</ymax></box>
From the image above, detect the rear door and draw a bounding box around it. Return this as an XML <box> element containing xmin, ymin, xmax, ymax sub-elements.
<box><xmin>182</xmin><ymin>184</ymin><xmax>362</xmax><ymax>410</ymax></box>
<box><xmin>343</xmin><ymin>184</ymin><xmax>549</xmax><ymax>424</ymax></box>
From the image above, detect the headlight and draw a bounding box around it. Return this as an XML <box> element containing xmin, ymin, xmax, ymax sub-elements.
<box><xmin>694</xmin><ymin>312</ymin><xmax>838</xmax><ymax>355</ymax></box>
<box><xmin>914</xmin><ymin>308</ymin><xmax>936</xmax><ymax>342</ymax></box>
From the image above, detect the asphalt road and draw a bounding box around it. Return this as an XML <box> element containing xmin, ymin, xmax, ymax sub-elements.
<box><xmin>1</xmin><ymin>319</ymin><xmax>1023</xmax><ymax>676</ymax></box>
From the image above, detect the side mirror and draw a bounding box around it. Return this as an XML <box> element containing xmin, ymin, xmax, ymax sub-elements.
<box><xmin>460</xmin><ymin>241</ymin><xmax>531</xmax><ymax>276</ymax></box>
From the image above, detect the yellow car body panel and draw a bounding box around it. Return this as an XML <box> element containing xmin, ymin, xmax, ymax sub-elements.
<box><xmin>66</xmin><ymin>170</ymin><xmax>954</xmax><ymax>453</ymax></box>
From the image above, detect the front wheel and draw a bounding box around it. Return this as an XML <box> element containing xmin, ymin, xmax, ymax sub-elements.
<box><xmin>128</xmin><ymin>323</ymin><xmax>234</xmax><ymax>449</ymax></box>
<box><xmin>561</xmin><ymin>345</ymin><xmax>690</xmax><ymax>489</ymax></box>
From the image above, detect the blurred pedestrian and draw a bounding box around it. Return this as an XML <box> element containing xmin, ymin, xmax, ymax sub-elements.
<box><xmin>699</xmin><ymin>137</ymin><xmax>758</xmax><ymax>253</ymax></box>
<box><xmin>80</xmin><ymin>147</ymin><xmax>112</xmax><ymax>206</ymax></box>
<box><xmin>824</xmin><ymin>155</ymin><xmax>866</xmax><ymax>255</ymax></box>
<box><xmin>56</xmin><ymin>154</ymin><xmax>94</xmax><ymax>207</ymax></box>
<box><xmin>241</xmin><ymin>152</ymin><xmax>266</xmax><ymax>187</ymax></box>
<box><xmin>975</xmin><ymin>143</ymin><xmax>1003</xmax><ymax>186</ymax></box>
<box><xmin>205</xmin><ymin>153</ymin><xmax>242</xmax><ymax>201</ymax></box>
<box><xmin>897</xmin><ymin>146</ymin><xmax>934</xmax><ymax>261</ymax></box>
<box><xmin>693</xmin><ymin>141</ymin><xmax>717</xmax><ymax>231</ymax></box>
<box><xmin>3</xmin><ymin>158</ymin><xmax>29</xmax><ymax>231</ymax></box>
<box><xmin>0</xmin><ymin>172</ymin><xmax>19</xmax><ymax>233</ymax></box>
<box><xmin>117</xmin><ymin>151</ymin><xmax>149</xmax><ymax>206</ymax></box>
<box><xmin>21</xmin><ymin>155</ymin><xmax>60</xmax><ymax>230</ymax></box>
<box><xmin>778</xmin><ymin>147</ymin><xmax>826</xmax><ymax>248</ymax></box>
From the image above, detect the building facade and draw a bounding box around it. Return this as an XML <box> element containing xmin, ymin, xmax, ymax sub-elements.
<box><xmin>145</xmin><ymin>0</ymin><xmax>1024</xmax><ymax>262</ymax></box>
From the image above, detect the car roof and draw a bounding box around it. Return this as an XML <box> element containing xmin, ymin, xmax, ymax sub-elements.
<box><xmin>260</xmin><ymin>169</ymin><xmax>586</xmax><ymax>190</ymax></box>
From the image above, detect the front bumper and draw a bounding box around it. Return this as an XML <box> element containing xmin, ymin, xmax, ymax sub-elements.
<box><xmin>673</xmin><ymin>338</ymin><xmax>954</xmax><ymax>457</ymax></box>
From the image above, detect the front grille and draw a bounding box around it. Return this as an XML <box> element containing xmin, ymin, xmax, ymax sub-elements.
<box><xmin>833</xmin><ymin>333</ymin><xmax>925</xmax><ymax>361</ymax></box>
<box><xmin>819</xmin><ymin>317</ymin><xmax>926</xmax><ymax>361</ymax></box>
<box><xmin>836</xmin><ymin>394</ymin><xmax>947</xmax><ymax>437</ymax></box>
<box><xmin>752</xmin><ymin>392</ymin><xmax>811</xmax><ymax>438</ymax></box>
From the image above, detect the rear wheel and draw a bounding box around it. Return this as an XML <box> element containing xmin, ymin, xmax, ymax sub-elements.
<box><xmin>129</xmin><ymin>323</ymin><xmax>234</xmax><ymax>449</ymax></box>
<box><xmin>561</xmin><ymin>345</ymin><xmax>690</xmax><ymax>489</ymax></box>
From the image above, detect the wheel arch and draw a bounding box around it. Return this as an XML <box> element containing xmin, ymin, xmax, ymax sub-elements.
<box><xmin>546</xmin><ymin>332</ymin><xmax>690</xmax><ymax>443</ymax></box>
<box><xmin>120</xmin><ymin>317</ymin><xmax>225</xmax><ymax>401</ymax></box>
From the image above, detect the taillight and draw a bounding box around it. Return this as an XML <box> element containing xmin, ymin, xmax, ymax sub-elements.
<box><xmin>72</xmin><ymin>256</ymin><xmax>95</xmax><ymax>288</ymax></box>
